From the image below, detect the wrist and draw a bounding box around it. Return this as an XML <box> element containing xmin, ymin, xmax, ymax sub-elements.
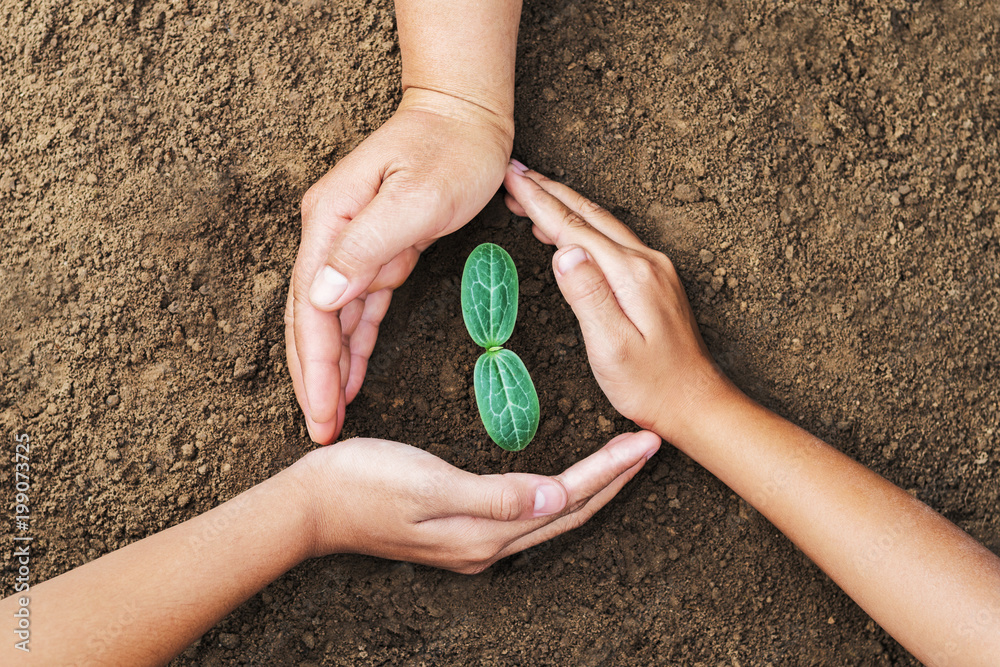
<box><xmin>652</xmin><ymin>362</ymin><xmax>743</xmax><ymax>447</ymax></box>
<box><xmin>397</xmin><ymin>87</ymin><xmax>515</xmax><ymax>149</ymax></box>
<box><xmin>276</xmin><ymin>454</ymin><xmax>333</xmax><ymax>562</ymax></box>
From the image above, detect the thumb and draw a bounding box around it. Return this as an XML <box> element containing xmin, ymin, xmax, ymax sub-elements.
<box><xmin>450</xmin><ymin>473</ymin><xmax>569</xmax><ymax>521</ymax></box>
<box><xmin>308</xmin><ymin>185</ymin><xmax>445</xmax><ymax>311</ymax></box>
<box><xmin>552</xmin><ymin>245</ymin><xmax>634</xmax><ymax>345</ymax></box>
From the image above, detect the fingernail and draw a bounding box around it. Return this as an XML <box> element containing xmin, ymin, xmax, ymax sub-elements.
<box><xmin>309</xmin><ymin>266</ymin><xmax>348</xmax><ymax>308</ymax></box>
<box><xmin>638</xmin><ymin>432</ymin><xmax>662</xmax><ymax>460</ymax></box>
<box><xmin>556</xmin><ymin>246</ymin><xmax>589</xmax><ymax>275</ymax></box>
<box><xmin>509</xmin><ymin>158</ymin><xmax>528</xmax><ymax>175</ymax></box>
<box><xmin>534</xmin><ymin>484</ymin><xmax>564</xmax><ymax>516</ymax></box>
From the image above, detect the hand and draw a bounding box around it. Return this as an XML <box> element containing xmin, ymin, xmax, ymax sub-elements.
<box><xmin>292</xmin><ymin>431</ymin><xmax>661</xmax><ymax>574</ymax></box>
<box><xmin>503</xmin><ymin>161</ymin><xmax>728</xmax><ymax>443</ymax></box>
<box><xmin>286</xmin><ymin>88</ymin><xmax>514</xmax><ymax>443</ymax></box>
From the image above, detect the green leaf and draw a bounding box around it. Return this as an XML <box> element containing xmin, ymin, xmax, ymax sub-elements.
<box><xmin>461</xmin><ymin>243</ymin><xmax>518</xmax><ymax>348</ymax></box>
<box><xmin>473</xmin><ymin>349</ymin><xmax>540</xmax><ymax>451</ymax></box>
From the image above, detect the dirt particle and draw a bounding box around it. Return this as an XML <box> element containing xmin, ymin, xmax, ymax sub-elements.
<box><xmin>698</xmin><ymin>249</ymin><xmax>715</xmax><ymax>264</ymax></box>
<box><xmin>233</xmin><ymin>357</ymin><xmax>257</xmax><ymax>380</ymax></box>
<box><xmin>671</xmin><ymin>183</ymin><xmax>702</xmax><ymax>203</ymax></box>
<box><xmin>585</xmin><ymin>50</ymin><xmax>606</xmax><ymax>70</ymax></box>
<box><xmin>105</xmin><ymin>394</ymin><xmax>120</xmax><ymax>408</ymax></box>
<box><xmin>438</xmin><ymin>363</ymin><xmax>464</xmax><ymax>400</ymax></box>
<box><xmin>596</xmin><ymin>415</ymin><xmax>612</xmax><ymax>432</ymax></box>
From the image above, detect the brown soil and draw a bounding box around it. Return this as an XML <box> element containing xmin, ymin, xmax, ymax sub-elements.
<box><xmin>2</xmin><ymin>0</ymin><xmax>998</xmax><ymax>665</ymax></box>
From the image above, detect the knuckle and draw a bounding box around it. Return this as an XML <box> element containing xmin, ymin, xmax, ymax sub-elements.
<box><xmin>650</xmin><ymin>250</ymin><xmax>678</xmax><ymax>277</ymax></box>
<box><xmin>456</xmin><ymin>561</ymin><xmax>489</xmax><ymax>576</ymax></box>
<box><xmin>290</xmin><ymin>257</ymin><xmax>318</xmax><ymax>296</ymax></box>
<box><xmin>575</xmin><ymin>275</ymin><xmax>609</xmax><ymax>305</ymax></box>
<box><xmin>335</xmin><ymin>229</ymin><xmax>381</xmax><ymax>273</ymax></box>
<box><xmin>629</xmin><ymin>256</ymin><xmax>657</xmax><ymax>284</ymax></box>
<box><xmin>576</xmin><ymin>505</ymin><xmax>597</xmax><ymax>526</ymax></box>
<box><xmin>607</xmin><ymin>336</ymin><xmax>631</xmax><ymax>365</ymax></box>
<box><xmin>560</xmin><ymin>505</ymin><xmax>593</xmax><ymax>532</ymax></box>
<box><xmin>577</xmin><ymin>197</ymin><xmax>605</xmax><ymax>217</ymax></box>
<box><xmin>560</xmin><ymin>210</ymin><xmax>590</xmax><ymax>233</ymax></box>
<box><xmin>490</xmin><ymin>485</ymin><xmax>523</xmax><ymax>522</ymax></box>
<box><xmin>466</xmin><ymin>542</ymin><xmax>499</xmax><ymax>565</ymax></box>
<box><xmin>300</xmin><ymin>187</ymin><xmax>320</xmax><ymax>220</ymax></box>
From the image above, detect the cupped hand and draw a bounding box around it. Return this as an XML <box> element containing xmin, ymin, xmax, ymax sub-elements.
<box><xmin>292</xmin><ymin>431</ymin><xmax>661</xmax><ymax>574</ymax></box>
<box><xmin>503</xmin><ymin>161</ymin><xmax>728</xmax><ymax>443</ymax></box>
<box><xmin>287</xmin><ymin>89</ymin><xmax>514</xmax><ymax>444</ymax></box>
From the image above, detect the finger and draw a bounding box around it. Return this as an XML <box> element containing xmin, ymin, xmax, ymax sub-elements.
<box><xmin>290</xmin><ymin>236</ymin><xmax>348</xmax><ymax>432</ymax></box>
<box><xmin>551</xmin><ymin>244</ymin><xmax>639</xmax><ymax>344</ymax></box>
<box><xmin>293</xmin><ymin>287</ymin><xmax>343</xmax><ymax>427</ymax></box>
<box><xmin>503</xmin><ymin>192</ymin><xmax>528</xmax><ymax>218</ymax></box>
<box><xmin>505</xmin><ymin>193</ymin><xmax>554</xmax><ymax>244</ymax></box>
<box><xmin>345</xmin><ymin>288</ymin><xmax>393</xmax><ymax>403</ymax></box>
<box><xmin>516</xmin><ymin>165</ymin><xmax>644</xmax><ymax>248</ymax></box>
<box><xmin>474</xmin><ymin>431</ymin><xmax>660</xmax><ymax>547</ymax></box>
<box><xmin>503</xmin><ymin>166</ymin><xmax>627</xmax><ymax>265</ymax></box>
<box><xmin>532</xmin><ymin>224</ymin><xmax>554</xmax><ymax>246</ymax></box>
<box><xmin>494</xmin><ymin>455</ymin><xmax>650</xmax><ymax>560</ymax></box>
<box><xmin>339</xmin><ymin>297</ymin><xmax>367</xmax><ymax>338</ymax></box>
<box><xmin>505</xmin><ymin>161</ymin><xmax>643</xmax><ymax>248</ymax></box>
<box><xmin>442</xmin><ymin>471</ymin><xmax>570</xmax><ymax>522</ymax></box>
<box><xmin>308</xmin><ymin>183</ymin><xmax>449</xmax><ymax>312</ymax></box>
<box><xmin>339</xmin><ymin>333</ymin><xmax>351</xmax><ymax>391</ymax></box>
<box><xmin>556</xmin><ymin>430</ymin><xmax>661</xmax><ymax>505</ymax></box>
<box><xmin>367</xmin><ymin>246</ymin><xmax>422</xmax><ymax>294</ymax></box>
<box><xmin>285</xmin><ymin>290</ymin><xmax>343</xmax><ymax>444</ymax></box>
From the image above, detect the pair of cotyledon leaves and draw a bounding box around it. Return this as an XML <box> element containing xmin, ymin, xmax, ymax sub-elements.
<box><xmin>461</xmin><ymin>243</ymin><xmax>540</xmax><ymax>451</ymax></box>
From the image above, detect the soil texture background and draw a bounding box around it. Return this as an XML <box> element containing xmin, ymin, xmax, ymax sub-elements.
<box><xmin>2</xmin><ymin>0</ymin><xmax>999</xmax><ymax>665</ymax></box>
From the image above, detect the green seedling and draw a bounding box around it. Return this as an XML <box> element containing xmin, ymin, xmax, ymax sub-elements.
<box><xmin>461</xmin><ymin>243</ymin><xmax>540</xmax><ymax>451</ymax></box>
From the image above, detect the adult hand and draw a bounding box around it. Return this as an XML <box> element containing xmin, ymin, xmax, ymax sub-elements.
<box><xmin>503</xmin><ymin>161</ymin><xmax>728</xmax><ymax>443</ymax></box>
<box><xmin>293</xmin><ymin>431</ymin><xmax>661</xmax><ymax>573</ymax></box>
<box><xmin>287</xmin><ymin>88</ymin><xmax>514</xmax><ymax>444</ymax></box>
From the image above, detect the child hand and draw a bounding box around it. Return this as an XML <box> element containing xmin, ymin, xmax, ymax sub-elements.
<box><xmin>503</xmin><ymin>161</ymin><xmax>727</xmax><ymax>443</ymax></box>
<box><xmin>293</xmin><ymin>431</ymin><xmax>660</xmax><ymax>574</ymax></box>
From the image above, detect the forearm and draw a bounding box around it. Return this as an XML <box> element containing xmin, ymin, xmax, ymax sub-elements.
<box><xmin>1</xmin><ymin>467</ymin><xmax>313</xmax><ymax>665</ymax></box>
<box><xmin>668</xmin><ymin>386</ymin><xmax>1000</xmax><ymax>665</ymax></box>
<box><xmin>395</xmin><ymin>0</ymin><xmax>521</xmax><ymax>132</ymax></box>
